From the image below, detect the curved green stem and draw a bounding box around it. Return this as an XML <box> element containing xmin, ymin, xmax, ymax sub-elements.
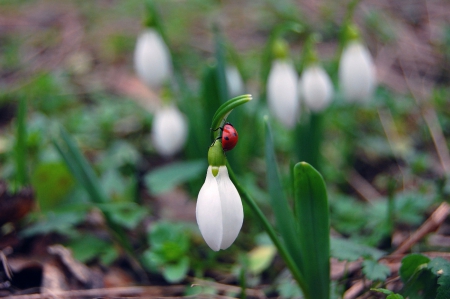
<box><xmin>227</xmin><ymin>162</ymin><xmax>310</xmax><ymax>299</ymax></box>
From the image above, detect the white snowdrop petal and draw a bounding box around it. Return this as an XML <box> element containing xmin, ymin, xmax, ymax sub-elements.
<box><xmin>301</xmin><ymin>65</ymin><xmax>333</xmax><ymax>112</ymax></box>
<box><xmin>152</xmin><ymin>106</ymin><xmax>187</xmax><ymax>156</ymax></box>
<box><xmin>134</xmin><ymin>29</ymin><xmax>172</xmax><ymax>88</ymax></box>
<box><xmin>216</xmin><ymin>166</ymin><xmax>243</xmax><ymax>250</ymax></box>
<box><xmin>225</xmin><ymin>65</ymin><xmax>245</xmax><ymax>98</ymax></box>
<box><xmin>339</xmin><ymin>42</ymin><xmax>376</xmax><ymax>102</ymax></box>
<box><xmin>196</xmin><ymin>167</ymin><xmax>223</xmax><ymax>251</ymax></box>
<box><xmin>267</xmin><ymin>60</ymin><xmax>299</xmax><ymax>128</ymax></box>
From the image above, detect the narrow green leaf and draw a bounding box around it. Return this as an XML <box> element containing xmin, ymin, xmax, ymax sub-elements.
<box><xmin>265</xmin><ymin>119</ymin><xmax>302</xmax><ymax>269</ymax></box>
<box><xmin>295</xmin><ymin>113</ymin><xmax>323</xmax><ymax>171</ymax></box>
<box><xmin>294</xmin><ymin>162</ymin><xmax>330</xmax><ymax>299</ymax></box>
<box><xmin>144</xmin><ymin>159</ymin><xmax>207</xmax><ymax>195</ymax></box>
<box><xmin>210</xmin><ymin>94</ymin><xmax>252</xmax><ymax>141</ymax></box>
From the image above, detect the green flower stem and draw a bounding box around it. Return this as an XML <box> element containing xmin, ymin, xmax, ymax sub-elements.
<box><xmin>227</xmin><ymin>162</ymin><xmax>310</xmax><ymax>299</ymax></box>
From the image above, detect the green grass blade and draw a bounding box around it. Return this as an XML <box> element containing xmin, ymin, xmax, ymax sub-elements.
<box><xmin>264</xmin><ymin>118</ymin><xmax>303</xmax><ymax>269</ymax></box>
<box><xmin>294</xmin><ymin>162</ymin><xmax>330</xmax><ymax>299</ymax></box>
<box><xmin>15</xmin><ymin>97</ymin><xmax>28</xmax><ymax>188</ymax></box>
<box><xmin>58</xmin><ymin>127</ymin><xmax>106</xmax><ymax>203</ymax></box>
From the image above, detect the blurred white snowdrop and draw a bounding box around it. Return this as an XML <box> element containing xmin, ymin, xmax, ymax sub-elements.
<box><xmin>151</xmin><ymin>105</ymin><xmax>187</xmax><ymax>156</ymax></box>
<box><xmin>225</xmin><ymin>65</ymin><xmax>245</xmax><ymax>98</ymax></box>
<box><xmin>134</xmin><ymin>28</ymin><xmax>172</xmax><ymax>89</ymax></box>
<box><xmin>196</xmin><ymin>141</ymin><xmax>243</xmax><ymax>251</ymax></box>
<box><xmin>339</xmin><ymin>41</ymin><xmax>376</xmax><ymax>102</ymax></box>
<box><xmin>267</xmin><ymin>59</ymin><xmax>299</xmax><ymax>128</ymax></box>
<box><xmin>300</xmin><ymin>64</ymin><xmax>333</xmax><ymax>112</ymax></box>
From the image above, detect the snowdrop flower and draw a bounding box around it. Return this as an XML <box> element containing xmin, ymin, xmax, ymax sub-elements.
<box><xmin>134</xmin><ymin>28</ymin><xmax>172</xmax><ymax>89</ymax></box>
<box><xmin>225</xmin><ymin>65</ymin><xmax>245</xmax><ymax>98</ymax></box>
<box><xmin>152</xmin><ymin>105</ymin><xmax>187</xmax><ymax>156</ymax></box>
<box><xmin>267</xmin><ymin>60</ymin><xmax>299</xmax><ymax>128</ymax></box>
<box><xmin>300</xmin><ymin>64</ymin><xmax>334</xmax><ymax>112</ymax></box>
<box><xmin>339</xmin><ymin>41</ymin><xmax>376</xmax><ymax>102</ymax></box>
<box><xmin>196</xmin><ymin>141</ymin><xmax>243</xmax><ymax>251</ymax></box>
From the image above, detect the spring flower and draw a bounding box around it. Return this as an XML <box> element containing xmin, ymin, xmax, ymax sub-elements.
<box><xmin>152</xmin><ymin>105</ymin><xmax>187</xmax><ymax>156</ymax></box>
<box><xmin>225</xmin><ymin>65</ymin><xmax>245</xmax><ymax>98</ymax></box>
<box><xmin>196</xmin><ymin>141</ymin><xmax>243</xmax><ymax>251</ymax></box>
<box><xmin>134</xmin><ymin>28</ymin><xmax>172</xmax><ymax>88</ymax></box>
<box><xmin>299</xmin><ymin>64</ymin><xmax>334</xmax><ymax>112</ymax></box>
<box><xmin>267</xmin><ymin>59</ymin><xmax>299</xmax><ymax>128</ymax></box>
<box><xmin>339</xmin><ymin>41</ymin><xmax>376</xmax><ymax>102</ymax></box>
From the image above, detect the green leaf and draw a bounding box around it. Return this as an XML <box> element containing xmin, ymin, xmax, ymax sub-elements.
<box><xmin>400</xmin><ymin>254</ymin><xmax>437</xmax><ymax>299</ymax></box>
<box><xmin>144</xmin><ymin>159</ymin><xmax>207</xmax><ymax>195</ymax></box>
<box><xmin>67</xmin><ymin>234</ymin><xmax>114</xmax><ymax>264</ymax></box>
<box><xmin>362</xmin><ymin>259</ymin><xmax>391</xmax><ymax>281</ymax></box>
<box><xmin>162</xmin><ymin>256</ymin><xmax>189</xmax><ymax>283</ymax></box>
<box><xmin>371</xmin><ymin>288</ymin><xmax>404</xmax><ymax>299</ymax></box>
<box><xmin>294</xmin><ymin>162</ymin><xmax>330</xmax><ymax>299</ymax></box>
<box><xmin>98</xmin><ymin>202</ymin><xmax>148</xmax><ymax>229</ymax></box>
<box><xmin>400</xmin><ymin>254</ymin><xmax>431</xmax><ymax>283</ymax></box>
<box><xmin>210</xmin><ymin>94</ymin><xmax>252</xmax><ymax>141</ymax></box>
<box><xmin>264</xmin><ymin>119</ymin><xmax>302</xmax><ymax>268</ymax></box>
<box><xmin>31</xmin><ymin>161</ymin><xmax>75</xmax><ymax>211</ymax></box>
<box><xmin>330</xmin><ymin>237</ymin><xmax>386</xmax><ymax>261</ymax></box>
<box><xmin>21</xmin><ymin>211</ymin><xmax>85</xmax><ymax>237</ymax></box>
<box><xmin>428</xmin><ymin>257</ymin><xmax>450</xmax><ymax>299</ymax></box>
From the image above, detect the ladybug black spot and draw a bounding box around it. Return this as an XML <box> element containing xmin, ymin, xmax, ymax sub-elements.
<box><xmin>225</xmin><ymin>136</ymin><xmax>229</xmax><ymax>140</ymax></box>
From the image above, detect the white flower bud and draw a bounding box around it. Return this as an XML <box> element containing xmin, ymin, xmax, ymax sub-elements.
<box><xmin>300</xmin><ymin>64</ymin><xmax>333</xmax><ymax>112</ymax></box>
<box><xmin>225</xmin><ymin>65</ymin><xmax>245</xmax><ymax>98</ymax></box>
<box><xmin>267</xmin><ymin>60</ymin><xmax>299</xmax><ymax>128</ymax></box>
<box><xmin>339</xmin><ymin>41</ymin><xmax>376</xmax><ymax>102</ymax></box>
<box><xmin>196</xmin><ymin>166</ymin><xmax>243</xmax><ymax>251</ymax></box>
<box><xmin>151</xmin><ymin>106</ymin><xmax>187</xmax><ymax>156</ymax></box>
<box><xmin>134</xmin><ymin>29</ymin><xmax>172</xmax><ymax>88</ymax></box>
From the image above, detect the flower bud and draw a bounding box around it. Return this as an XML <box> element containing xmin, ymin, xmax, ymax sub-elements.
<box><xmin>152</xmin><ymin>105</ymin><xmax>187</xmax><ymax>156</ymax></box>
<box><xmin>339</xmin><ymin>41</ymin><xmax>376</xmax><ymax>102</ymax></box>
<box><xmin>300</xmin><ymin>64</ymin><xmax>333</xmax><ymax>112</ymax></box>
<box><xmin>134</xmin><ymin>28</ymin><xmax>172</xmax><ymax>89</ymax></box>
<box><xmin>267</xmin><ymin>59</ymin><xmax>299</xmax><ymax>128</ymax></box>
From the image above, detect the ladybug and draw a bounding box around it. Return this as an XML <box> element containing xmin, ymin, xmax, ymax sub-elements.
<box><xmin>213</xmin><ymin>122</ymin><xmax>239</xmax><ymax>151</ymax></box>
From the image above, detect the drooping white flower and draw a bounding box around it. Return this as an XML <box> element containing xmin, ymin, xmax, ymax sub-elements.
<box><xmin>339</xmin><ymin>41</ymin><xmax>376</xmax><ymax>102</ymax></box>
<box><xmin>300</xmin><ymin>64</ymin><xmax>334</xmax><ymax>112</ymax></box>
<box><xmin>134</xmin><ymin>28</ymin><xmax>172</xmax><ymax>88</ymax></box>
<box><xmin>196</xmin><ymin>165</ymin><xmax>243</xmax><ymax>251</ymax></box>
<box><xmin>152</xmin><ymin>105</ymin><xmax>187</xmax><ymax>156</ymax></box>
<box><xmin>225</xmin><ymin>65</ymin><xmax>245</xmax><ymax>98</ymax></box>
<box><xmin>267</xmin><ymin>60</ymin><xmax>299</xmax><ymax>128</ymax></box>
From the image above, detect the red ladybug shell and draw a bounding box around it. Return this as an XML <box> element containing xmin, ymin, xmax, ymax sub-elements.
<box><xmin>221</xmin><ymin>123</ymin><xmax>238</xmax><ymax>151</ymax></box>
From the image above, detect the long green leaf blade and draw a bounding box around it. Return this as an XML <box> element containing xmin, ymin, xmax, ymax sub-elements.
<box><xmin>210</xmin><ymin>94</ymin><xmax>252</xmax><ymax>141</ymax></box>
<box><xmin>264</xmin><ymin>119</ymin><xmax>303</xmax><ymax>270</ymax></box>
<box><xmin>294</xmin><ymin>162</ymin><xmax>330</xmax><ymax>299</ymax></box>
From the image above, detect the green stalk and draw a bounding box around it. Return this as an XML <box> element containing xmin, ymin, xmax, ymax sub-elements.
<box><xmin>227</xmin><ymin>163</ymin><xmax>310</xmax><ymax>299</ymax></box>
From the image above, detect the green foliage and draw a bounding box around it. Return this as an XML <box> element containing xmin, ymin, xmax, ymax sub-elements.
<box><xmin>31</xmin><ymin>161</ymin><xmax>75</xmax><ymax>211</ymax></box>
<box><xmin>144</xmin><ymin>159</ymin><xmax>206</xmax><ymax>195</ymax></box>
<box><xmin>143</xmin><ymin>221</ymin><xmax>191</xmax><ymax>283</ymax></box>
<box><xmin>330</xmin><ymin>237</ymin><xmax>385</xmax><ymax>261</ymax></box>
<box><xmin>362</xmin><ymin>259</ymin><xmax>390</xmax><ymax>281</ymax></box>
